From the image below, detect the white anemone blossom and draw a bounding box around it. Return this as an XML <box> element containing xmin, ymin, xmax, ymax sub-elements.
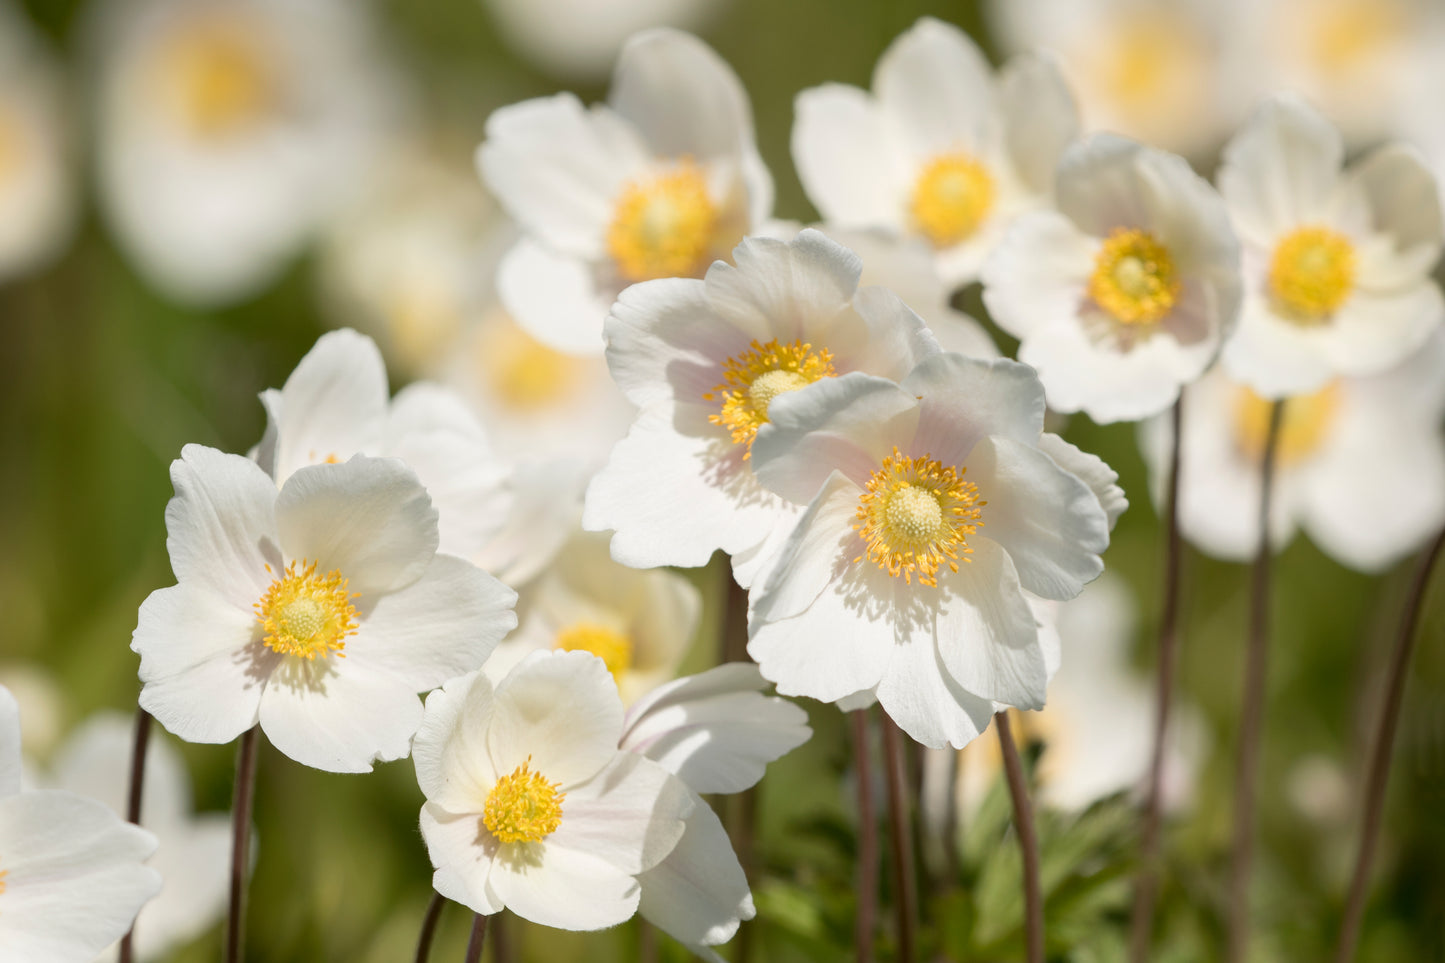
<box><xmin>1216</xmin><ymin>94</ymin><xmax>1445</xmax><ymax>398</ymax></box>
<box><xmin>583</xmin><ymin>229</ymin><xmax>939</xmax><ymax>588</ymax></box>
<box><xmin>792</xmin><ymin>17</ymin><xmax>1080</xmax><ymax>287</ymax></box>
<box><xmin>982</xmin><ymin>134</ymin><xmax>1242</xmax><ymax>423</ymax></box>
<box><xmin>132</xmin><ymin>445</ymin><xmax>517</xmax><ymax>772</ymax></box>
<box><xmin>0</xmin><ymin>687</ymin><xmax>161</xmax><ymax>963</ymax></box>
<box><xmin>746</xmin><ymin>353</ymin><xmax>1121</xmax><ymax>748</ymax></box>
<box><xmin>413</xmin><ymin>651</ymin><xmax>692</xmax><ymax>931</ymax></box>
<box><xmin>1140</xmin><ymin>332</ymin><xmax>1445</xmax><ymax>572</ymax></box>
<box><xmin>478</xmin><ymin>28</ymin><xmax>774</xmax><ymax>355</ymax></box>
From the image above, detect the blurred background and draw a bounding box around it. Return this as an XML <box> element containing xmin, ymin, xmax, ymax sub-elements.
<box><xmin>2</xmin><ymin>0</ymin><xmax>1444</xmax><ymax>959</ymax></box>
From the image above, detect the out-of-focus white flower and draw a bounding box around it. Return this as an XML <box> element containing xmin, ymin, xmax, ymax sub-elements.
<box><xmin>0</xmin><ymin>1</ymin><xmax>73</xmax><ymax>283</ymax></box>
<box><xmin>133</xmin><ymin>445</ymin><xmax>517</xmax><ymax>772</ymax></box>
<box><xmin>0</xmin><ymin>664</ymin><xmax>62</xmax><ymax>763</ymax></box>
<box><xmin>583</xmin><ymin>230</ymin><xmax>938</xmax><ymax>587</ymax></box>
<box><xmin>746</xmin><ymin>353</ymin><xmax>1119</xmax><ymax>748</ymax></box>
<box><xmin>488</xmin><ymin>529</ymin><xmax>700</xmax><ymax>705</ymax></box>
<box><xmin>1216</xmin><ymin>95</ymin><xmax>1444</xmax><ymax>398</ymax></box>
<box><xmin>1139</xmin><ymin>333</ymin><xmax>1445</xmax><ymax>571</ymax></box>
<box><xmin>92</xmin><ymin>0</ymin><xmax>398</xmax><ymax>305</ymax></box>
<box><xmin>414</xmin><ymin>651</ymin><xmax>692</xmax><ymax>931</ymax></box>
<box><xmin>793</xmin><ymin>18</ymin><xmax>1079</xmax><ymax>288</ymax></box>
<box><xmin>478</xmin><ymin>28</ymin><xmax>773</xmax><ymax>355</ymax></box>
<box><xmin>46</xmin><ymin>715</ymin><xmax>229</xmax><ymax>963</ymax></box>
<box><xmin>983</xmin><ymin>134</ymin><xmax>1242</xmax><ymax>423</ymax></box>
<box><xmin>0</xmin><ymin>687</ymin><xmax>161</xmax><ymax>963</ymax></box>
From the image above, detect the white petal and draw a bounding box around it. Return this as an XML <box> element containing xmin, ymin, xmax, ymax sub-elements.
<box><xmin>275</xmin><ymin>455</ymin><xmax>439</xmax><ymax>596</ymax></box>
<box><xmin>1347</xmin><ymin>143</ymin><xmax>1444</xmax><ymax>263</ymax></box>
<box><xmin>0</xmin><ymin>686</ymin><xmax>19</xmax><ymax>797</ymax></box>
<box><xmin>791</xmin><ymin>84</ymin><xmax>904</xmax><ymax>228</ymax></box>
<box><xmin>127</xmin><ymin>814</ymin><xmax>232</xmax><ymax>961</ymax></box>
<box><xmin>874</xmin><ymin>17</ymin><xmax>997</xmax><ymax>158</ymax></box>
<box><xmin>706</xmin><ymin>231</ymin><xmax>861</xmax><ymax>341</ymax></box>
<box><xmin>749</xmin><ymin>471</ymin><xmax>865</xmax><ymax>626</ymax></box>
<box><xmin>1036</xmin><ymin>433</ymin><xmax>1128</xmax><ymax>531</ymax></box>
<box><xmin>268</xmin><ymin>329</ymin><xmax>389</xmax><ymax>485</ymax></box>
<box><xmin>486</xmin><ymin>841</ymin><xmax>641</xmax><ymax>931</ymax></box>
<box><xmin>638</xmin><ymin>796</ymin><xmax>753</xmax><ymax>948</ymax></box>
<box><xmin>903</xmin><ymin>354</ymin><xmax>1048</xmax><ymax>467</ymax></box>
<box><xmin>875</xmin><ymin>624</ymin><xmax>994</xmax><ymax>750</ymax></box>
<box><xmin>547</xmin><ymin>753</ymin><xmax>692</xmax><ymax>874</ymax></box>
<box><xmin>844</xmin><ymin>284</ymin><xmax>943</xmax><ymax>380</ymax></box>
<box><xmin>1221</xmin><ymin>296</ymin><xmax>1337</xmax><ymax>399</ymax></box>
<box><xmin>934</xmin><ymin>539</ymin><xmax>1047</xmax><ymax>709</ymax></box>
<box><xmin>980</xmin><ymin>210</ymin><xmax>1095</xmax><ymax>339</ymax></box>
<box><xmin>474</xmin><ymin>457</ymin><xmax>587</xmax><ymax>587</ymax></box>
<box><xmin>257</xmin><ymin>658</ymin><xmax>423</xmax><ymax>773</ymax></box>
<box><xmin>998</xmin><ymin>51</ymin><xmax>1080</xmax><ymax>195</ymax></box>
<box><xmin>1322</xmin><ymin>283</ymin><xmax>1445</xmax><ymax>380</ymax></box>
<box><xmin>1218</xmin><ymin>95</ymin><xmax>1345</xmax><ymax>246</ymax></box>
<box><xmin>419</xmin><ymin>801</ymin><xmax>502</xmax><ymax>915</ymax></box>
<box><xmin>496</xmin><ymin>237</ymin><xmax>614</xmax><ymax>356</ymax></box>
<box><xmin>48</xmin><ymin>713</ymin><xmax>185</xmax><ymax>827</ymax></box>
<box><xmin>413</xmin><ymin>671</ymin><xmax>498</xmax><ymax>814</ymax></box>
<box><xmin>487</xmin><ymin>650</ymin><xmax>622</xmax><ymax>788</ymax></box>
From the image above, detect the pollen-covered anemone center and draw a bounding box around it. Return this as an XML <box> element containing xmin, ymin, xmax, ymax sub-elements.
<box><xmin>910</xmin><ymin>154</ymin><xmax>997</xmax><ymax>247</ymax></box>
<box><xmin>706</xmin><ymin>339</ymin><xmax>836</xmax><ymax>454</ymax></box>
<box><xmin>158</xmin><ymin>17</ymin><xmax>276</xmax><ymax>141</ymax></box>
<box><xmin>478</xmin><ymin>315</ymin><xmax>585</xmax><ymax>410</ymax></box>
<box><xmin>607</xmin><ymin>160</ymin><xmax>718</xmax><ymax>283</ymax></box>
<box><xmin>1268</xmin><ymin>226</ymin><xmax>1356</xmax><ymax>323</ymax></box>
<box><xmin>554</xmin><ymin>622</ymin><xmax>632</xmax><ymax>679</ymax></box>
<box><xmin>1234</xmin><ymin>383</ymin><xmax>1341</xmax><ymax>465</ymax></box>
<box><xmin>254</xmin><ymin>560</ymin><xmax>359</xmax><ymax>660</ymax></box>
<box><xmin>855</xmin><ymin>448</ymin><xmax>985</xmax><ymax>587</ymax></box>
<box><xmin>483</xmin><ymin>757</ymin><xmax>565</xmax><ymax>844</ymax></box>
<box><xmin>1089</xmin><ymin>227</ymin><xmax>1181</xmax><ymax>325</ymax></box>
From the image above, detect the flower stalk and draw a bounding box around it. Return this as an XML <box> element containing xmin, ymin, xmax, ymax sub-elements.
<box><xmin>415</xmin><ymin>892</ymin><xmax>445</xmax><ymax>963</ymax></box>
<box><xmin>853</xmin><ymin>709</ymin><xmax>878</xmax><ymax>963</ymax></box>
<box><xmin>997</xmin><ymin>711</ymin><xmax>1044</xmax><ymax>963</ymax></box>
<box><xmin>880</xmin><ymin>712</ymin><xmax>917</xmax><ymax>963</ymax></box>
<box><xmin>464</xmin><ymin>913</ymin><xmax>489</xmax><ymax>963</ymax></box>
<box><xmin>226</xmin><ymin>726</ymin><xmax>261</xmax><ymax>963</ymax></box>
<box><xmin>117</xmin><ymin>706</ymin><xmax>153</xmax><ymax>963</ymax></box>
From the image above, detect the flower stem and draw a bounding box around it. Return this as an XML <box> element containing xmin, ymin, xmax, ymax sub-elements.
<box><xmin>880</xmin><ymin>712</ymin><xmax>917</xmax><ymax>963</ymax></box>
<box><xmin>1129</xmin><ymin>396</ymin><xmax>1186</xmax><ymax>960</ymax></box>
<box><xmin>1334</xmin><ymin>527</ymin><xmax>1445</xmax><ymax>963</ymax></box>
<box><xmin>117</xmin><ymin>706</ymin><xmax>153</xmax><ymax>963</ymax></box>
<box><xmin>640</xmin><ymin>920</ymin><xmax>658</xmax><ymax>963</ymax></box>
<box><xmin>720</xmin><ymin>568</ymin><xmax>758</xmax><ymax>963</ymax></box>
<box><xmin>414</xmin><ymin>892</ymin><xmax>445</xmax><ymax>963</ymax></box>
<box><xmin>226</xmin><ymin>726</ymin><xmax>260</xmax><ymax>963</ymax></box>
<box><xmin>1227</xmin><ymin>398</ymin><xmax>1285</xmax><ymax>963</ymax></box>
<box><xmin>997</xmin><ymin>711</ymin><xmax>1044</xmax><ymax>963</ymax></box>
<box><xmin>852</xmin><ymin>709</ymin><xmax>878</xmax><ymax>963</ymax></box>
<box><xmin>464</xmin><ymin>914</ymin><xmax>489</xmax><ymax>963</ymax></box>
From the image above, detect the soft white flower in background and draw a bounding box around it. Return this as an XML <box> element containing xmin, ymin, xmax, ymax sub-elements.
<box><xmin>92</xmin><ymin>0</ymin><xmax>399</xmax><ymax>305</ymax></box>
<box><xmin>0</xmin><ymin>663</ymin><xmax>62</xmax><ymax>763</ymax></box>
<box><xmin>1216</xmin><ymin>95</ymin><xmax>1444</xmax><ymax>398</ymax></box>
<box><xmin>584</xmin><ymin>229</ymin><xmax>938</xmax><ymax>588</ymax></box>
<box><xmin>487</xmin><ymin>529</ymin><xmax>700</xmax><ymax>704</ymax></box>
<box><xmin>478</xmin><ymin>28</ymin><xmax>774</xmax><ymax>355</ymax></box>
<box><xmin>46</xmin><ymin>715</ymin><xmax>229</xmax><ymax>963</ymax></box>
<box><xmin>0</xmin><ymin>686</ymin><xmax>161</xmax><ymax>962</ymax></box>
<box><xmin>1139</xmin><ymin>331</ymin><xmax>1445</xmax><ymax>571</ymax></box>
<box><xmin>0</xmin><ymin>0</ymin><xmax>73</xmax><ymax>284</ymax></box>
<box><xmin>792</xmin><ymin>17</ymin><xmax>1079</xmax><ymax>287</ymax></box>
<box><xmin>746</xmin><ymin>353</ymin><xmax>1120</xmax><ymax>748</ymax></box>
<box><xmin>132</xmin><ymin>445</ymin><xmax>517</xmax><ymax>772</ymax></box>
<box><xmin>413</xmin><ymin>651</ymin><xmax>692</xmax><ymax>931</ymax></box>
<box><xmin>983</xmin><ymin>134</ymin><xmax>1242</xmax><ymax>423</ymax></box>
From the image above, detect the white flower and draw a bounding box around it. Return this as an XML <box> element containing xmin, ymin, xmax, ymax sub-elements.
<box><xmin>0</xmin><ymin>686</ymin><xmax>161</xmax><ymax>963</ymax></box>
<box><xmin>0</xmin><ymin>0</ymin><xmax>73</xmax><ymax>283</ymax></box>
<box><xmin>478</xmin><ymin>28</ymin><xmax>774</xmax><ymax>355</ymax></box>
<box><xmin>46</xmin><ymin>715</ymin><xmax>230</xmax><ymax>963</ymax></box>
<box><xmin>1216</xmin><ymin>95</ymin><xmax>1445</xmax><ymax>398</ymax></box>
<box><xmin>1140</xmin><ymin>333</ymin><xmax>1445</xmax><ymax>572</ymax></box>
<box><xmin>583</xmin><ymin>229</ymin><xmax>939</xmax><ymax>587</ymax></box>
<box><xmin>413</xmin><ymin>651</ymin><xmax>692</xmax><ymax>931</ymax></box>
<box><xmin>132</xmin><ymin>444</ymin><xmax>517</xmax><ymax>772</ymax></box>
<box><xmin>746</xmin><ymin>353</ymin><xmax>1120</xmax><ymax>748</ymax></box>
<box><xmin>792</xmin><ymin>17</ymin><xmax>1079</xmax><ymax>287</ymax></box>
<box><xmin>982</xmin><ymin>134</ymin><xmax>1242</xmax><ymax>423</ymax></box>
<box><xmin>92</xmin><ymin>0</ymin><xmax>398</xmax><ymax>305</ymax></box>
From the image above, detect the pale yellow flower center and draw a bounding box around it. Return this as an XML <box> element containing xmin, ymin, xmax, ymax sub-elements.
<box><xmin>382</xmin><ymin>281</ymin><xmax>464</xmax><ymax>374</ymax></box>
<box><xmin>1233</xmin><ymin>383</ymin><xmax>1341</xmax><ymax>466</ymax></box>
<box><xmin>254</xmin><ymin>560</ymin><xmax>359</xmax><ymax>660</ymax></box>
<box><xmin>606</xmin><ymin>161</ymin><xmax>718</xmax><ymax>282</ymax></box>
<box><xmin>705</xmin><ymin>339</ymin><xmax>836</xmax><ymax>454</ymax></box>
<box><xmin>156</xmin><ymin>16</ymin><xmax>275</xmax><ymax>141</ymax></box>
<box><xmin>477</xmin><ymin>315</ymin><xmax>586</xmax><ymax>410</ymax></box>
<box><xmin>1098</xmin><ymin>14</ymin><xmax>1202</xmax><ymax>108</ymax></box>
<box><xmin>483</xmin><ymin>756</ymin><xmax>565</xmax><ymax>844</ymax></box>
<box><xmin>1088</xmin><ymin>228</ymin><xmax>1181</xmax><ymax>325</ymax></box>
<box><xmin>1309</xmin><ymin>0</ymin><xmax>1400</xmax><ymax>72</ymax></box>
<box><xmin>854</xmin><ymin>448</ymin><xmax>984</xmax><ymax>587</ymax></box>
<box><xmin>554</xmin><ymin>622</ymin><xmax>633</xmax><ymax>679</ymax></box>
<box><xmin>910</xmin><ymin>154</ymin><xmax>996</xmax><ymax>247</ymax></box>
<box><xmin>0</xmin><ymin>864</ymin><xmax>7</xmax><ymax>895</ymax></box>
<box><xmin>1268</xmin><ymin>226</ymin><xmax>1356</xmax><ymax>324</ymax></box>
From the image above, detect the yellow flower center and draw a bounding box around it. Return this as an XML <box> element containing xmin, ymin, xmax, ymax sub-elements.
<box><xmin>483</xmin><ymin>757</ymin><xmax>565</xmax><ymax>844</ymax></box>
<box><xmin>1088</xmin><ymin>228</ymin><xmax>1181</xmax><ymax>325</ymax></box>
<box><xmin>854</xmin><ymin>448</ymin><xmax>984</xmax><ymax>587</ymax></box>
<box><xmin>1268</xmin><ymin>226</ymin><xmax>1356</xmax><ymax>324</ymax></box>
<box><xmin>477</xmin><ymin>314</ymin><xmax>585</xmax><ymax>410</ymax></box>
<box><xmin>382</xmin><ymin>281</ymin><xmax>464</xmax><ymax>374</ymax></box>
<box><xmin>1099</xmin><ymin>15</ymin><xmax>1200</xmax><ymax>108</ymax></box>
<box><xmin>553</xmin><ymin>622</ymin><xmax>633</xmax><ymax>679</ymax></box>
<box><xmin>606</xmin><ymin>161</ymin><xmax>718</xmax><ymax>282</ymax></box>
<box><xmin>910</xmin><ymin>154</ymin><xmax>996</xmax><ymax>247</ymax></box>
<box><xmin>254</xmin><ymin>560</ymin><xmax>359</xmax><ymax>660</ymax></box>
<box><xmin>157</xmin><ymin>16</ymin><xmax>275</xmax><ymax>141</ymax></box>
<box><xmin>1234</xmin><ymin>383</ymin><xmax>1341</xmax><ymax>465</ymax></box>
<box><xmin>0</xmin><ymin>865</ymin><xmax>7</xmax><ymax>895</ymax></box>
<box><xmin>705</xmin><ymin>339</ymin><xmax>836</xmax><ymax>454</ymax></box>
<box><xmin>1310</xmin><ymin>0</ymin><xmax>1399</xmax><ymax>72</ymax></box>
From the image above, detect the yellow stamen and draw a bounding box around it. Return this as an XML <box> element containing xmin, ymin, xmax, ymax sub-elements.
<box><xmin>477</xmin><ymin>315</ymin><xmax>585</xmax><ymax>410</ymax></box>
<box><xmin>1234</xmin><ymin>383</ymin><xmax>1341</xmax><ymax>465</ymax></box>
<box><xmin>554</xmin><ymin>623</ymin><xmax>632</xmax><ymax>680</ymax></box>
<box><xmin>483</xmin><ymin>756</ymin><xmax>565</xmax><ymax>844</ymax></box>
<box><xmin>254</xmin><ymin>560</ymin><xmax>359</xmax><ymax>660</ymax></box>
<box><xmin>854</xmin><ymin>447</ymin><xmax>984</xmax><ymax>587</ymax></box>
<box><xmin>1268</xmin><ymin>226</ymin><xmax>1356</xmax><ymax>324</ymax></box>
<box><xmin>705</xmin><ymin>339</ymin><xmax>836</xmax><ymax>454</ymax></box>
<box><xmin>1088</xmin><ymin>227</ymin><xmax>1181</xmax><ymax>325</ymax></box>
<box><xmin>0</xmin><ymin>865</ymin><xmax>7</xmax><ymax>895</ymax></box>
<box><xmin>607</xmin><ymin>161</ymin><xmax>718</xmax><ymax>282</ymax></box>
<box><xmin>910</xmin><ymin>154</ymin><xmax>996</xmax><ymax>247</ymax></box>
<box><xmin>156</xmin><ymin>16</ymin><xmax>276</xmax><ymax>141</ymax></box>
